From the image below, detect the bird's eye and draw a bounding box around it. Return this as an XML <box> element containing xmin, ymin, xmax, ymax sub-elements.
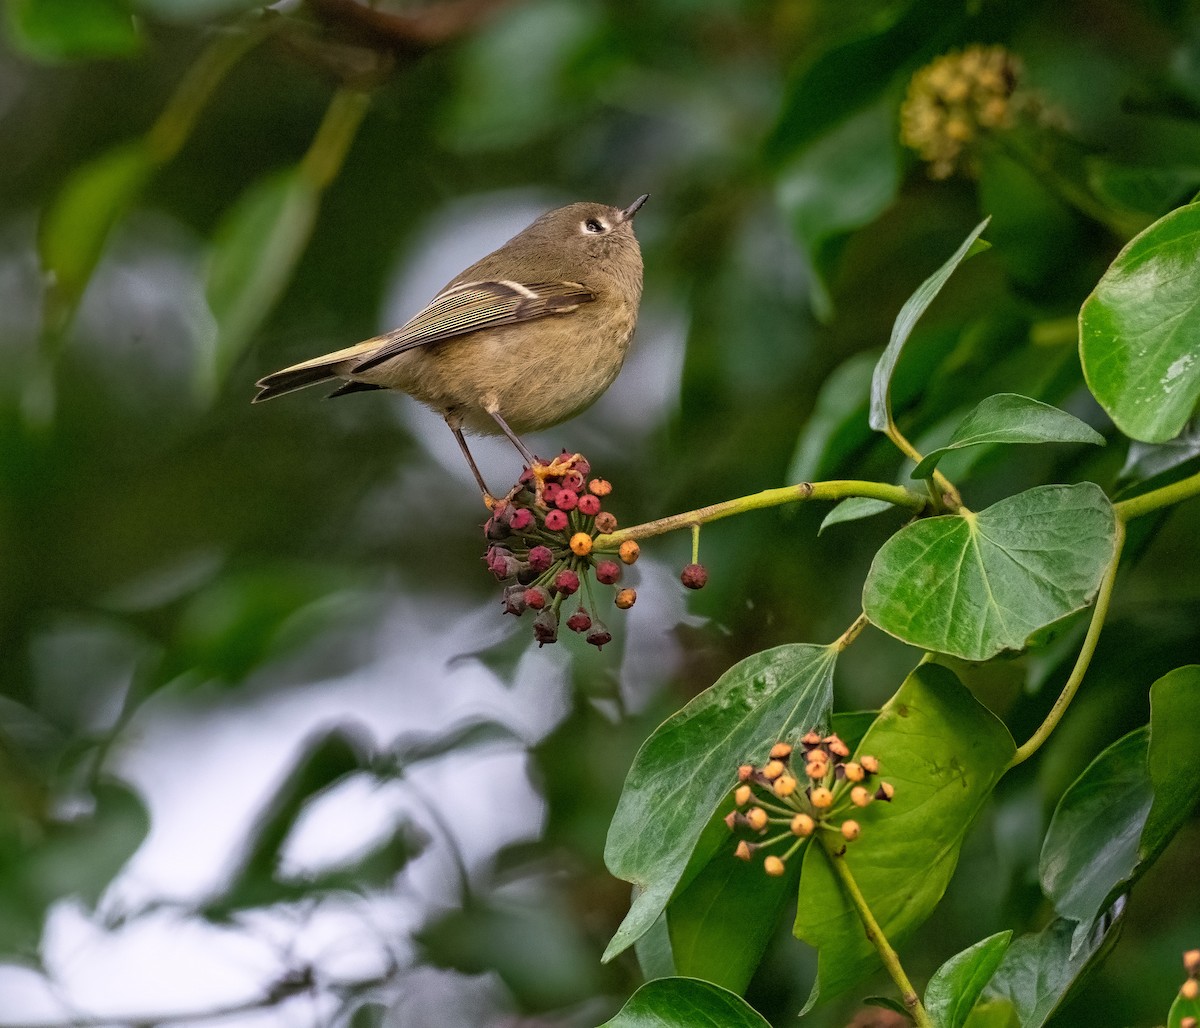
<box><xmin>584</xmin><ymin>218</ymin><xmax>606</xmax><ymax>233</ymax></box>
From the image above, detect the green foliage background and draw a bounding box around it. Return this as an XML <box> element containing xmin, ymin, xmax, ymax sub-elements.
<box><xmin>1</xmin><ymin>0</ymin><xmax>1198</xmax><ymax>1025</ymax></box>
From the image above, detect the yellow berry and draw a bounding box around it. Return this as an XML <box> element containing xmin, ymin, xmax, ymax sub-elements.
<box><xmin>618</xmin><ymin>540</ymin><xmax>640</xmax><ymax>564</ymax></box>
<box><xmin>614</xmin><ymin>588</ymin><xmax>637</xmax><ymax>609</ymax></box>
<box><xmin>860</xmin><ymin>755</ymin><xmax>880</xmax><ymax>774</ymax></box>
<box><xmin>569</xmin><ymin>532</ymin><xmax>593</xmax><ymax>557</ymax></box>
<box><xmin>773</xmin><ymin>775</ymin><xmax>797</xmax><ymax>798</ymax></box>
<box><xmin>734</xmin><ymin>840</ymin><xmax>752</xmax><ymax>861</ymax></box>
<box><xmin>825</xmin><ymin>735</ymin><xmax>849</xmax><ymax>758</ymax></box>
<box><xmin>801</xmin><ymin>730</ymin><xmax>822</xmax><ymax>746</ymax></box>
<box><xmin>1181</xmin><ymin>1017</ymin><xmax>1197</xmax><ymax>1028</ymax></box>
<box><xmin>762</xmin><ymin>760</ymin><xmax>785</xmax><ymax>781</ymax></box>
<box><xmin>851</xmin><ymin>786</ymin><xmax>871</xmax><ymax>807</ymax></box>
<box><xmin>763</xmin><ymin>855</ymin><xmax>786</xmax><ymax>877</ymax></box>
<box><xmin>737</xmin><ymin>764</ymin><xmax>754</xmax><ymax>782</ymax></box>
<box><xmin>841</xmin><ymin>820</ymin><xmax>861</xmax><ymax>841</ymax></box>
<box><xmin>876</xmin><ymin>781</ymin><xmax>895</xmax><ymax>801</ymax></box>
<box><xmin>745</xmin><ymin>807</ymin><xmax>768</xmax><ymax>831</ymax></box>
<box><xmin>843</xmin><ymin>761</ymin><xmax>864</xmax><ymax>782</ymax></box>
<box><xmin>811</xmin><ymin>787</ymin><xmax>833</xmax><ymax>809</ymax></box>
<box><xmin>1183</xmin><ymin>979</ymin><xmax>1200</xmax><ymax>1001</ymax></box>
<box><xmin>734</xmin><ymin>784</ymin><xmax>752</xmax><ymax>806</ymax></box>
<box><xmin>769</xmin><ymin>742</ymin><xmax>793</xmax><ymax>760</ymax></box>
<box><xmin>1185</xmin><ymin>949</ymin><xmax>1200</xmax><ymax>976</ymax></box>
<box><xmin>805</xmin><ymin>760</ymin><xmax>826</xmax><ymax>780</ymax></box>
<box><xmin>790</xmin><ymin>813</ymin><xmax>814</xmax><ymax>836</ymax></box>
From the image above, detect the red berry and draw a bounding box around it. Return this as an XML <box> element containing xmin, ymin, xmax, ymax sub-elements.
<box><xmin>681</xmin><ymin>563</ymin><xmax>709</xmax><ymax>590</ymax></box>
<box><xmin>554</xmin><ymin>569</ymin><xmax>580</xmax><ymax>596</ymax></box>
<box><xmin>555</xmin><ymin>489</ymin><xmax>579</xmax><ymax>511</ymax></box>
<box><xmin>594</xmin><ymin>512</ymin><xmax>617</xmax><ymax>533</ymax></box>
<box><xmin>544</xmin><ymin>509</ymin><xmax>568</xmax><ymax>532</ymax></box>
<box><xmin>577</xmin><ymin>494</ymin><xmax>601</xmax><ymax>517</ymax></box>
<box><xmin>527</xmin><ymin>545</ymin><xmax>554</xmax><ymax>572</ymax></box>
<box><xmin>543</xmin><ymin>482</ymin><xmax>562</xmax><ymax>503</ymax></box>
<box><xmin>595</xmin><ymin>560</ymin><xmax>621</xmax><ymax>585</ymax></box>
<box><xmin>566</xmin><ymin>609</ymin><xmax>592</xmax><ymax>632</ymax></box>
<box><xmin>509</xmin><ymin>507</ymin><xmax>534</xmax><ymax>532</ymax></box>
<box><xmin>523</xmin><ymin>586</ymin><xmax>549</xmax><ymax>610</ymax></box>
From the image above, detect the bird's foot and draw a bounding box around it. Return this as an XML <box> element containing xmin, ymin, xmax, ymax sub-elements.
<box><xmin>527</xmin><ymin>452</ymin><xmax>587</xmax><ymax>505</ymax></box>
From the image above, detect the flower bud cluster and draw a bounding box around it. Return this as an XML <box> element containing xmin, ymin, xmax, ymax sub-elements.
<box><xmin>484</xmin><ymin>453</ymin><xmax>641</xmax><ymax>649</ymax></box>
<box><xmin>900</xmin><ymin>45</ymin><xmax>1026</xmax><ymax>179</ymax></box>
<box><xmin>1180</xmin><ymin>949</ymin><xmax>1200</xmax><ymax>1028</ymax></box>
<box><xmin>726</xmin><ymin>732</ymin><xmax>894</xmax><ymax>876</ymax></box>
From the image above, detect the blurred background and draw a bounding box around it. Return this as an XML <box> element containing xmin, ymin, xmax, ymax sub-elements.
<box><xmin>1</xmin><ymin>0</ymin><xmax>1198</xmax><ymax>1025</ymax></box>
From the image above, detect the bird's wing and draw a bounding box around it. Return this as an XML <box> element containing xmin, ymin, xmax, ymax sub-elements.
<box><xmin>352</xmin><ymin>279</ymin><xmax>596</xmax><ymax>374</ymax></box>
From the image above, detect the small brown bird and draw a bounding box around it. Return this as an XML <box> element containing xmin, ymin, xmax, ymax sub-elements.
<box><xmin>254</xmin><ymin>195</ymin><xmax>648</xmax><ymax>501</ymax></box>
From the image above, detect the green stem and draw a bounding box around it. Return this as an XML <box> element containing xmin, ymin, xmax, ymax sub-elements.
<box><xmin>1114</xmin><ymin>469</ymin><xmax>1200</xmax><ymax>523</ymax></box>
<box><xmin>885</xmin><ymin>420</ymin><xmax>962</xmax><ymax>511</ymax></box>
<box><xmin>1010</xmin><ymin>518</ymin><xmax>1126</xmax><ymax>767</ymax></box>
<box><xmin>833</xmin><ymin>612</ymin><xmax>870</xmax><ymax>653</ymax></box>
<box><xmin>146</xmin><ymin>18</ymin><xmax>278</xmax><ymax>164</ymax></box>
<box><xmin>593</xmin><ymin>480</ymin><xmax>925</xmax><ymax>548</ymax></box>
<box><xmin>299</xmin><ymin>87</ymin><xmax>372</xmax><ymax>188</ymax></box>
<box><xmin>819</xmin><ymin>834</ymin><xmax>933</xmax><ymax>1028</ymax></box>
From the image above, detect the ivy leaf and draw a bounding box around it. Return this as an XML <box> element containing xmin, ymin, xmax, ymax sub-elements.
<box><xmin>869</xmin><ymin>219</ymin><xmax>991</xmax><ymax>434</ymax></box>
<box><xmin>203</xmin><ymin>166</ymin><xmax>320</xmax><ymax>394</ymax></box>
<box><xmin>910</xmin><ymin>394</ymin><xmax>1104</xmax><ymax>479</ymax></box>
<box><xmin>1039</xmin><ymin>666</ymin><xmax>1200</xmax><ymax>933</ymax></box>
<box><xmin>862</xmin><ymin>483</ymin><xmax>1117</xmax><ymax>661</ymax></box>
<box><xmin>983</xmin><ymin>905</ymin><xmax>1125</xmax><ymax>1028</ymax></box>
<box><xmin>1039</xmin><ymin>729</ymin><xmax>1149</xmax><ymax>930</ymax></box>
<box><xmin>924</xmin><ymin>932</ymin><xmax>1013</xmax><ymax>1028</ymax></box>
<box><xmin>1080</xmin><ymin>202</ymin><xmax>1200</xmax><ymax>443</ymax></box>
<box><xmin>603</xmin><ymin>644</ymin><xmax>837</xmax><ymax>962</ymax></box>
<box><xmin>795</xmin><ymin>663</ymin><xmax>1014</xmax><ymax>1008</ymax></box>
<box><xmin>819</xmin><ymin>497</ymin><xmax>895</xmax><ymax>534</ymax></box>
<box><xmin>599</xmin><ymin>977</ymin><xmax>771</xmax><ymax>1028</ymax></box>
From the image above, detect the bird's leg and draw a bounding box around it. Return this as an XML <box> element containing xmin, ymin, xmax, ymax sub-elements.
<box><xmin>450</xmin><ymin>425</ymin><xmax>500</xmax><ymax>509</ymax></box>
<box><xmin>487</xmin><ymin>409</ymin><xmax>537</xmax><ymax>466</ymax></box>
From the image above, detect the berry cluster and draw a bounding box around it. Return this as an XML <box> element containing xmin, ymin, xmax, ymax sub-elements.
<box><xmin>1180</xmin><ymin>949</ymin><xmax>1200</xmax><ymax>1028</ymax></box>
<box><xmin>726</xmin><ymin>732</ymin><xmax>894</xmax><ymax>876</ymax></box>
<box><xmin>900</xmin><ymin>45</ymin><xmax>1027</xmax><ymax>179</ymax></box>
<box><xmin>484</xmin><ymin>453</ymin><xmax>640</xmax><ymax>649</ymax></box>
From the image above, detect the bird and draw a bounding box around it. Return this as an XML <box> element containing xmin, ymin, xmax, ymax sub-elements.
<box><xmin>254</xmin><ymin>194</ymin><xmax>648</xmax><ymax>503</ymax></box>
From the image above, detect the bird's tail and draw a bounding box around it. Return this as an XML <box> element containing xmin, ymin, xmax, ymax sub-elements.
<box><xmin>253</xmin><ymin>341</ymin><xmax>379</xmax><ymax>402</ymax></box>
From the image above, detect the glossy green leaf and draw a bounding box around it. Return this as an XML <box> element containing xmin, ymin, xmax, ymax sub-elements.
<box><xmin>869</xmin><ymin>220</ymin><xmax>990</xmax><ymax>433</ymax></box>
<box><xmin>1141</xmin><ymin>665</ymin><xmax>1200</xmax><ymax>861</ymax></box>
<box><xmin>7</xmin><ymin>0</ymin><xmax>139</xmax><ymax>61</ymax></box>
<box><xmin>863</xmin><ymin>483</ymin><xmax>1117</xmax><ymax>661</ymax></box>
<box><xmin>925</xmin><ymin>933</ymin><xmax>1013</xmax><ymax>1028</ymax></box>
<box><xmin>599</xmin><ymin>977</ymin><xmax>771</xmax><ymax>1028</ymax></box>
<box><xmin>1080</xmin><ymin>202</ymin><xmax>1200</xmax><ymax>443</ymax></box>
<box><xmin>795</xmin><ymin>663</ymin><xmax>1014</xmax><ymax>1007</ymax></box>
<box><xmin>983</xmin><ymin>906</ymin><xmax>1125</xmax><ymax>1028</ymax></box>
<box><xmin>1119</xmin><ymin>421</ymin><xmax>1200</xmax><ymax>486</ymax></box>
<box><xmin>819</xmin><ymin>496</ymin><xmax>895</xmax><ymax>534</ymax></box>
<box><xmin>1040</xmin><ymin>729</ymin><xmax>1148</xmax><ymax>928</ymax></box>
<box><xmin>603</xmin><ymin>644</ymin><xmax>838</xmax><ymax>962</ymax></box>
<box><xmin>787</xmin><ymin>350</ymin><xmax>876</xmax><ymax>482</ymax></box>
<box><xmin>38</xmin><ymin>141</ymin><xmax>155</xmax><ymax>319</ymax></box>
<box><xmin>911</xmin><ymin>394</ymin><xmax>1104</xmax><ymax>479</ymax></box>
<box><xmin>1039</xmin><ymin>666</ymin><xmax>1200</xmax><ymax>933</ymax></box>
<box><xmin>204</xmin><ymin>166</ymin><xmax>320</xmax><ymax>392</ymax></box>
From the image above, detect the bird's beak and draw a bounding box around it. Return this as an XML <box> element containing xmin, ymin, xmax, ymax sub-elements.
<box><xmin>621</xmin><ymin>194</ymin><xmax>650</xmax><ymax>222</ymax></box>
